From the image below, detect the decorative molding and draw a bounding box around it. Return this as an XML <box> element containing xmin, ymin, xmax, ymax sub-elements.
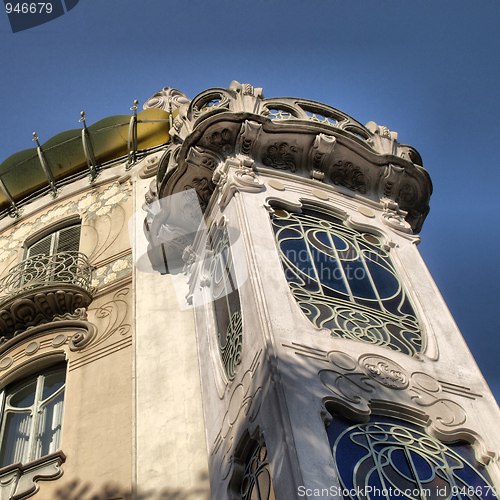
<box><xmin>0</xmin><ymin>318</ymin><xmax>96</xmax><ymax>358</ymax></box>
<box><xmin>138</xmin><ymin>153</ymin><xmax>162</xmax><ymax>179</ymax></box>
<box><xmin>283</xmin><ymin>343</ymin><xmax>479</xmax><ymax>437</ymax></box>
<box><xmin>212</xmin><ymin>352</ymin><xmax>263</xmax><ymax>481</ymax></box>
<box><xmin>381</xmin><ymin>197</ymin><xmax>412</xmax><ymax>233</ymax></box>
<box><xmin>213</xmin><ymin>156</ymin><xmax>264</xmax><ymax>208</ymax></box>
<box><xmin>262</xmin><ymin>142</ymin><xmax>300</xmax><ymax>172</ymax></box>
<box><xmin>146</xmin><ymin>83</ymin><xmax>431</xmax><ymax>232</ymax></box>
<box><xmin>0</xmin><ymin>181</ymin><xmax>131</xmax><ymax>264</ymax></box>
<box><xmin>86</xmin><ymin>287</ymin><xmax>131</xmax><ymax>349</ymax></box>
<box><xmin>359</xmin><ymin>354</ymin><xmax>409</xmax><ymax>389</ymax></box>
<box><xmin>143</xmin><ymin>87</ymin><xmax>190</xmax><ymax>113</ymax></box>
<box><xmin>0</xmin><ymin>451</ymin><xmax>65</xmax><ymax>500</ymax></box>
<box><xmin>0</xmin><ymin>286</ymin><xmax>93</xmax><ymax>340</ymax></box>
<box><xmin>91</xmin><ymin>254</ymin><xmax>132</xmax><ymax>290</ymax></box>
<box><xmin>330</xmin><ymin>160</ymin><xmax>367</xmax><ymax>194</ymax></box>
<box><xmin>308</xmin><ymin>134</ymin><xmax>336</xmax><ymax>181</ymax></box>
<box><xmin>235</xmin><ymin>120</ymin><xmax>263</xmax><ymax>157</ymax></box>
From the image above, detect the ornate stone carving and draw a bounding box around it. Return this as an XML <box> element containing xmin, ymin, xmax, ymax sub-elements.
<box><xmin>236</xmin><ymin>120</ymin><xmax>263</xmax><ymax>157</ymax></box>
<box><xmin>284</xmin><ymin>344</ymin><xmax>476</xmax><ymax>436</ymax></box>
<box><xmin>359</xmin><ymin>355</ymin><xmax>409</xmax><ymax>389</ymax></box>
<box><xmin>143</xmin><ymin>87</ymin><xmax>190</xmax><ymax>112</ymax></box>
<box><xmin>185</xmin><ymin>146</ymin><xmax>221</xmax><ymax>173</ymax></box>
<box><xmin>212</xmin><ymin>352</ymin><xmax>263</xmax><ymax>480</ymax></box>
<box><xmin>0</xmin><ymin>287</ymin><xmax>93</xmax><ymax>339</ymax></box>
<box><xmin>209</xmin><ymin>128</ymin><xmax>233</xmax><ymax>155</ymax></box>
<box><xmin>262</xmin><ymin>142</ymin><xmax>299</xmax><ymax>172</ymax></box>
<box><xmin>138</xmin><ymin>153</ymin><xmax>162</xmax><ymax>179</ymax></box>
<box><xmin>212</xmin><ymin>156</ymin><xmax>264</xmax><ymax>208</ymax></box>
<box><xmin>0</xmin><ymin>451</ymin><xmax>65</xmax><ymax>500</ymax></box>
<box><xmin>147</xmin><ymin>83</ymin><xmax>431</xmax><ymax>233</ymax></box>
<box><xmin>381</xmin><ymin>197</ymin><xmax>412</xmax><ymax>232</ymax></box>
<box><xmin>185</xmin><ymin>177</ymin><xmax>216</xmax><ymax>212</ymax></box>
<box><xmin>330</xmin><ymin>160</ymin><xmax>367</xmax><ymax>194</ymax></box>
<box><xmin>308</xmin><ymin>133</ymin><xmax>336</xmax><ymax>181</ymax></box>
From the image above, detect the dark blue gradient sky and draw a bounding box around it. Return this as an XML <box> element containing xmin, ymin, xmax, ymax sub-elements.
<box><xmin>1</xmin><ymin>1</ymin><xmax>499</xmax><ymax>402</ymax></box>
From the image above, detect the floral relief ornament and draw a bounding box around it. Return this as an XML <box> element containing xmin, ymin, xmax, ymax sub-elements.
<box><xmin>0</xmin><ymin>182</ymin><xmax>131</xmax><ymax>263</ymax></box>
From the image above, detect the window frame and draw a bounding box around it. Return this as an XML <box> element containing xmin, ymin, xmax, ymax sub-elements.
<box><xmin>270</xmin><ymin>205</ymin><xmax>423</xmax><ymax>355</ymax></box>
<box><xmin>0</xmin><ymin>363</ymin><xmax>66</xmax><ymax>469</ymax></box>
<box><xmin>21</xmin><ymin>215</ymin><xmax>81</xmax><ymax>262</ymax></box>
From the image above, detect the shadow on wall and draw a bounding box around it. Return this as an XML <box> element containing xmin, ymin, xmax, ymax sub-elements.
<box><xmin>53</xmin><ymin>473</ymin><xmax>211</xmax><ymax>500</ymax></box>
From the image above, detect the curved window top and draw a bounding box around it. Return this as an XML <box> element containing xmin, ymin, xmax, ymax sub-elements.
<box><xmin>209</xmin><ymin>225</ymin><xmax>242</xmax><ymax>382</ymax></box>
<box><xmin>271</xmin><ymin>208</ymin><xmax>422</xmax><ymax>355</ymax></box>
<box><xmin>328</xmin><ymin>415</ymin><xmax>496</xmax><ymax>500</ymax></box>
<box><xmin>240</xmin><ymin>442</ymin><xmax>275</xmax><ymax>500</ymax></box>
<box><xmin>0</xmin><ymin>364</ymin><xmax>65</xmax><ymax>468</ymax></box>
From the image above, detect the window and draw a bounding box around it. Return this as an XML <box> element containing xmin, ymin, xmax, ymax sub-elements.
<box><xmin>26</xmin><ymin>223</ymin><xmax>81</xmax><ymax>259</ymax></box>
<box><xmin>271</xmin><ymin>208</ymin><xmax>422</xmax><ymax>355</ymax></box>
<box><xmin>327</xmin><ymin>414</ymin><xmax>497</xmax><ymax>500</ymax></box>
<box><xmin>0</xmin><ymin>364</ymin><xmax>65</xmax><ymax>468</ymax></box>
<box><xmin>240</xmin><ymin>442</ymin><xmax>275</xmax><ymax>500</ymax></box>
<box><xmin>209</xmin><ymin>224</ymin><xmax>242</xmax><ymax>381</ymax></box>
<box><xmin>20</xmin><ymin>222</ymin><xmax>82</xmax><ymax>289</ymax></box>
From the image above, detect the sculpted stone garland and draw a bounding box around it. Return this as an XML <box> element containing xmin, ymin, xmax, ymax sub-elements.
<box><xmin>271</xmin><ymin>208</ymin><xmax>422</xmax><ymax>355</ymax></box>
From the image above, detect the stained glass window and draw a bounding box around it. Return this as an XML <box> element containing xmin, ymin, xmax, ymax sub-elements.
<box><xmin>0</xmin><ymin>364</ymin><xmax>65</xmax><ymax>468</ymax></box>
<box><xmin>271</xmin><ymin>208</ymin><xmax>422</xmax><ymax>355</ymax></box>
<box><xmin>328</xmin><ymin>415</ymin><xmax>497</xmax><ymax>500</ymax></box>
<box><xmin>209</xmin><ymin>225</ymin><xmax>242</xmax><ymax>381</ymax></box>
<box><xmin>241</xmin><ymin>443</ymin><xmax>275</xmax><ymax>500</ymax></box>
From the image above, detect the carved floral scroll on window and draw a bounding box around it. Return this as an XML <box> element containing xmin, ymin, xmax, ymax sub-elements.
<box><xmin>271</xmin><ymin>208</ymin><xmax>422</xmax><ymax>355</ymax></box>
<box><xmin>209</xmin><ymin>226</ymin><xmax>242</xmax><ymax>381</ymax></box>
<box><xmin>328</xmin><ymin>415</ymin><xmax>497</xmax><ymax>500</ymax></box>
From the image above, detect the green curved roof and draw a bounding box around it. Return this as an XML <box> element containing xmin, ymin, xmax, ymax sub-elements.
<box><xmin>0</xmin><ymin>108</ymin><xmax>172</xmax><ymax>214</ymax></box>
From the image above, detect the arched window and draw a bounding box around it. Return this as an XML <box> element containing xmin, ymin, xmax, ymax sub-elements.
<box><xmin>327</xmin><ymin>414</ymin><xmax>496</xmax><ymax>500</ymax></box>
<box><xmin>209</xmin><ymin>224</ymin><xmax>242</xmax><ymax>381</ymax></box>
<box><xmin>0</xmin><ymin>364</ymin><xmax>66</xmax><ymax>468</ymax></box>
<box><xmin>240</xmin><ymin>442</ymin><xmax>275</xmax><ymax>500</ymax></box>
<box><xmin>25</xmin><ymin>223</ymin><xmax>81</xmax><ymax>259</ymax></box>
<box><xmin>271</xmin><ymin>208</ymin><xmax>422</xmax><ymax>355</ymax></box>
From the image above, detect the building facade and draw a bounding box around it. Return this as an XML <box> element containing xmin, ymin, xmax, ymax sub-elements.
<box><xmin>0</xmin><ymin>82</ymin><xmax>498</xmax><ymax>500</ymax></box>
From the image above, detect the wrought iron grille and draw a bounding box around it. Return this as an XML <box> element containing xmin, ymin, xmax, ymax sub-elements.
<box><xmin>328</xmin><ymin>416</ymin><xmax>497</xmax><ymax>500</ymax></box>
<box><xmin>240</xmin><ymin>443</ymin><xmax>275</xmax><ymax>500</ymax></box>
<box><xmin>209</xmin><ymin>226</ymin><xmax>242</xmax><ymax>381</ymax></box>
<box><xmin>0</xmin><ymin>251</ymin><xmax>94</xmax><ymax>299</ymax></box>
<box><xmin>271</xmin><ymin>208</ymin><xmax>422</xmax><ymax>355</ymax></box>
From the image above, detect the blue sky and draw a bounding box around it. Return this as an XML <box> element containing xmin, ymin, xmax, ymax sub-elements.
<box><xmin>1</xmin><ymin>1</ymin><xmax>499</xmax><ymax>403</ymax></box>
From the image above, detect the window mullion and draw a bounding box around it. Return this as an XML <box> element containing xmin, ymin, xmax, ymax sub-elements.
<box><xmin>325</xmin><ymin>229</ymin><xmax>353</xmax><ymax>301</ymax></box>
<box><xmin>50</xmin><ymin>232</ymin><xmax>58</xmax><ymax>256</ymax></box>
<box><xmin>357</xmin><ymin>239</ymin><xmax>384</xmax><ymax>309</ymax></box>
<box><xmin>27</xmin><ymin>375</ymin><xmax>45</xmax><ymax>462</ymax></box>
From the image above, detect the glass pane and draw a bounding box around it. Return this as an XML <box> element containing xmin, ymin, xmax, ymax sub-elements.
<box><xmin>35</xmin><ymin>391</ymin><xmax>64</xmax><ymax>459</ymax></box>
<box><xmin>56</xmin><ymin>224</ymin><xmax>81</xmax><ymax>253</ymax></box>
<box><xmin>41</xmin><ymin>370</ymin><xmax>65</xmax><ymax>401</ymax></box>
<box><xmin>26</xmin><ymin>233</ymin><xmax>52</xmax><ymax>258</ymax></box>
<box><xmin>271</xmin><ymin>207</ymin><xmax>423</xmax><ymax>356</ymax></box>
<box><xmin>9</xmin><ymin>380</ymin><xmax>36</xmax><ymax>408</ymax></box>
<box><xmin>328</xmin><ymin>416</ymin><xmax>497</xmax><ymax>500</ymax></box>
<box><xmin>0</xmin><ymin>411</ymin><xmax>32</xmax><ymax>467</ymax></box>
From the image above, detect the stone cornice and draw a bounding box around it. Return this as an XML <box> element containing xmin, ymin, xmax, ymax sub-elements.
<box><xmin>154</xmin><ymin>89</ymin><xmax>432</xmax><ymax>232</ymax></box>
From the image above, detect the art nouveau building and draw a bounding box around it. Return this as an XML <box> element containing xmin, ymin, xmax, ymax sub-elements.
<box><xmin>0</xmin><ymin>82</ymin><xmax>498</xmax><ymax>500</ymax></box>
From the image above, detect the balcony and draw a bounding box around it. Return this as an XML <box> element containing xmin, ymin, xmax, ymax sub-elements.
<box><xmin>0</xmin><ymin>252</ymin><xmax>94</xmax><ymax>339</ymax></box>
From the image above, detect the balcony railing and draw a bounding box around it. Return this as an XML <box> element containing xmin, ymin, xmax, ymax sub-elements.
<box><xmin>0</xmin><ymin>252</ymin><xmax>94</xmax><ymax>298</ymax></box>
<box><xmin>0</xmin><ymin>252</ymin><xmax>94</xmax><ymax>339</ymax></box>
